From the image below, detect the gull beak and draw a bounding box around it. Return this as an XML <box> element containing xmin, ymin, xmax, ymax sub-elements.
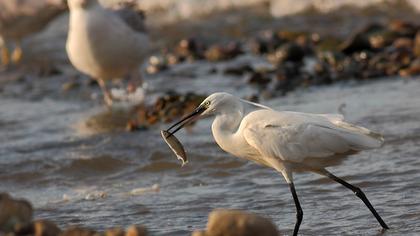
<box><xmin>165</xmin><ymin>106</ymin><xmax>206</xmax><ymax>137</ymax></box>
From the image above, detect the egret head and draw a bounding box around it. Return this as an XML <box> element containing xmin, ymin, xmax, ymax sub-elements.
<box><xmin>165</xmin><ymin>92</ymin><xmax>241</xmax><ymax>136</ymax></box>
<box><xmin>199</xmin><ymin>92</ymin><xmax>241</xmax><ymax>116</ymax></box>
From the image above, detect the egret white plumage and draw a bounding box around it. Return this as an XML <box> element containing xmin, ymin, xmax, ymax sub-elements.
<box><xmin>165</xmin><ymin>92</ymin><xmax>389</xmax><ymax>236</ymax></box>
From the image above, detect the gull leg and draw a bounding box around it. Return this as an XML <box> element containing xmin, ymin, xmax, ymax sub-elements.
<box><xmin>319</xmin><ymin>169</ymin><xmax>389</xmax><ymax>229</ymax></box>
<box><xmin>289</xmin><ymin>182</ymin><xmax>303</xmax><ymax>236</ymax></box>
<box><xmin>97</xmin><ymin>78</ymin><xmax>113</xmax><ymax>106</ymax></box>
<box><xmin>11</xmin><ymin>40</ymin><xmax>23</xmax><ymax>64</ymax></box>
<box><xmin>128</xmin><ymin>68</ymin><xmax>144</xmax><ymax>93</ymax></box>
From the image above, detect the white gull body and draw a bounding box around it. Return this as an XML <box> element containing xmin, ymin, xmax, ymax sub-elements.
<box><xmin>66</xmin><ymin>0</ymin><xmax>150</xmax><ymax>105</ymax></box>
<box><xmin>0</xmin><ymin>0</ymin><xmax>66</xmax><ymax>65</ymax></box>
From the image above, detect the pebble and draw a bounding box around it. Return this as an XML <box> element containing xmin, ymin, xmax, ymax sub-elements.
<box><xmin>192</xmin><ymin>209</ymin><xmax>280</xmax><ymax>236</ymax></box>
<box><xmin>126</xmin><ymin>225</ymin><xmax>147</xmax><ymax>236</ymax></box>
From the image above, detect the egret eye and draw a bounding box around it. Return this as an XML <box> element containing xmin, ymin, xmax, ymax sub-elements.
<box><xmin>204</xmin><ymin>101</ymin><xmax>211</xmax><ymax>107</ymax></box>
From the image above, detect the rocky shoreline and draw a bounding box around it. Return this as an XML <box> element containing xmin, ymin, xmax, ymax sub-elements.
<box><xmin>1</xmin><ymin>2</ymin><xmax>420</xmax><ymax>131</ymax></box>
<box><xmin>132</xmin><ymin>18</ymin><xmax>420</xmax><ymax>129</ymax></box>
<box><xmin>1</xmin><ymin>193</ymin><xmax>280</xmax><ymax>236</ymax></box>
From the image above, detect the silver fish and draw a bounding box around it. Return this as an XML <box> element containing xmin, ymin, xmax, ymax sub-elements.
<box><xmin>161</xmin><ymin>130</ymin><xmax>188</xmax><ymax>166</ymax></box>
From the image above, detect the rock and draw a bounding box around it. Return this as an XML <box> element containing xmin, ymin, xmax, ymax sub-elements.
<box><xmin>316</xmin><ymin>36</ymin><xmax>342</xmax><ymax>51</ymax></box>
<box><xmin>399</xmin><ymin>58</ymin><xmax>420</xmax><ymax>77</ymax></box>
<box><xmin>392</xmin><ymin>37</ymin><xmax>413</xmax><ymax>49</ymax></box>
<box><xmin>317</xmin><ymin>51</ymin><xmax>345</xmax><ymax>67</ymax></box>
<box><xmin>388</xmin><ymin>47</ymin><xmax>413</xmax><ymax>68</ymax></box>
<box><xmin>295</xmin><ymin>35</ymin><xmax>315</xmax><ymax>56</ymax></box>
<box><xmin>247</xmin><ymin>72</ymin><xmax>271</xmax><ymax>87</ymax></box>
<box><xmin>0</xmin><ymin>193</ymin><xmax>33</xmax><ymax>233</ymax></box>
<box><xmin>249</xmin><ymin>30</ymin><xmax>286</xmax><ymax>54</ymax></box>
<box><xmin>126</xmin><ymin>225</ymin><xmax>147</xmax><ymax>236</ymax></box>
<box><xmin>62</xmin><ymin>81</ymin><xmax>80</xmax><ymax>91</ymax></box>
<box><xmin>388</xmin><ymin>20</ymin><xmax>418</xmax><ymax>38</ymax></box>
<box><xmin>33</xmin><ymin>220</ymin><xmax>61</xmax><ymax>236</ymax></box>
<box><xmin>368</xmin><ymin>30</ymin><xmax>397</xmax><ymax>49</ymax></box>
<box><xmin>204</xmin><ymin>42</ymin><xmax>243</xmax><ymax>61</ymax></box>
<box><xmin>413</xmin><ymin>31</ymin><xmax>420</xmax><ymax>57</ymax></box>
<box><xmin>175</xmin><ymin>38</ymin><xmax>205</xmax><ymax>60</ymax></box>
<box><xmin>146</xmin><ymin>56</ymin><xmax>169</xmax><ymax>74</ymax></box>
<box><xmin>340</xmin><ymin>33</ymin><xmax>372</xmax><ymax>55</ymax></box>
<box><xmin>269</xmin><ymin>42</ymin><xmax>305</xmax><ymax>63</ymax></box>
<box><xmin>274</xmin><ymin>62</ymin><xmax>302</xmax><ymax>94</ymax></box>
<box><xmin>105</xmin><ymin>227</ymin><xmax>125</xmax><ymax>236</ymax></box>
<box><xmin>60</xmin><ymin>227</ymin><xmax>97</xmax><ymax>236</ymax></box>
<box><xmin>339</xmin><ymin>23</ymin><xmax>385</xmax><ymax>54</ymax></box>
<box><xmin>192</xmin><ymin>209</ymin><xmax>279</xmax><ymax>236</ymax></box>
<box><xmin>131</xmin><ymin>91</ymin><xmax>207</xmax><ymax>128</ymax></box>
<box><xmin>223</xmin><ymin>64</ymin><xmax>254</xmax><ymax>76</ymax></box>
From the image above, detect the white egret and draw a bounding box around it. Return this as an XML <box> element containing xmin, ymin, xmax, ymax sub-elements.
<box><xmin>165</xmin><ymin>92</ymin><xmax>389</xmax><ymax>236</ymax></box>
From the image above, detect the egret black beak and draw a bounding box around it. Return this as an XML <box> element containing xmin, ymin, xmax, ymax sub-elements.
<box><xmin>165</xmin><ymin>106</ymin><xmax>206</xmax><ymax>137</ymax></box>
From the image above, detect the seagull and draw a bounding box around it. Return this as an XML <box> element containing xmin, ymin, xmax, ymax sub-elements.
<box><xmin>0</xmin><ymin>0</ymin><xmax>66</xmax><ymax>66</ymax></box>
<box><xmin>165</xmin><ymin>92</ymin><xmax>389</xmax><ymax>236</ymax></box>
<box><xmin>66</xmin><ymin>0</ymin><xmax>150</xmax><ymax>106</ymax></box>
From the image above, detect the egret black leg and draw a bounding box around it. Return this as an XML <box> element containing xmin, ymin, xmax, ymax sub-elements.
<box><xmin>322</xmin><ymin>170</ymin><xmax>389</xmax><ymax>229</ymax></box>
<box><xmin>289</xmin><ymin>182</ymin><xmax>303</xmax><ymax>236</ymax></box>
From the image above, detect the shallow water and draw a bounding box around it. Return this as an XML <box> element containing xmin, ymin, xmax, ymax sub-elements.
<box><xmin>1</xmin><ymin>66</ymin><xmax>420</xmax><ymax>235</ymax></box>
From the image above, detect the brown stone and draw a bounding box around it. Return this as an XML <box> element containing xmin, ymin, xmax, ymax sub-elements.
<box><xmin>388</xmin><ymin>20</ymin><xmax>418</xmax><ymax>38</ymax></box>
<box><xmin>193</xmin><ymin>209</ymin><xmax>280</xmax><ymax>236</ymax></box>
<box><xmin>392</xmin><ymin>37</ymin><xmax>413</xmax><ymax>49</ymax></box>
<box><xmin>399</xmin><ymin>58</ymin><xmax>420</xmax><ymax>76</ymax></box>
<box><xmin>33</xmin><ymin>220</ymin><xmax>61</xmax><ymax>236</ymax></box>
<box><xmin>105</xmin><ymin>227</ymin><xmax>125</xmax><ymax>236</ymax></box>
<box><xmin>204</xmin><ymin>42</ymin><xmax>242</xmax><ymax>61</ymax></box>
<box><xmin>414</xmin><ymin>31</ymin><xmax>420</xmax><ymax>57</ymax></box>
<box><xmin>0</xmin><ymin>193</ymin><xmax>33</xmax><ymax>233</ymax></box>
<box><xmin>59</xmin><ymin>227</ymin><xmax>97</xmax><ymax>236</ymax></box>
<box><xmin>125</xmin><ymin>225</ymin><xmax>147</xmax><ymax>236</ymax></box>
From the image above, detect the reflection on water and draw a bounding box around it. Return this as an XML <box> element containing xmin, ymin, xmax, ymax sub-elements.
<box><xmin>1</xmin><ymin>76</ymin><xmax>420</xmax><ymax>235</ymax></box>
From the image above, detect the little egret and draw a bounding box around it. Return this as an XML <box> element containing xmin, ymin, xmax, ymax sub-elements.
<box><xmin>165</xmin><ymin>92</ymin><xmax>389</xmax><ymax>236</ymax></box>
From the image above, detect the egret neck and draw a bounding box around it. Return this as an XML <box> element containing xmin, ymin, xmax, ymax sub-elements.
<box><xmin>211</xmin><ymin>104</ymin><xmax>245</xmax><ymax>158</ymax></box>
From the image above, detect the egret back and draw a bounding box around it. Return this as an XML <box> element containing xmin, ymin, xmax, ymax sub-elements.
<box><xmin>241</xmin><ymin>110</ymin><xmax>384</xmax><ymax>165</ymax></box>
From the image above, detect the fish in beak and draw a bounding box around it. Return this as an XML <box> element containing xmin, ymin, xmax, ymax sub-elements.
<box><xmin>160</xmin><ymin>106</ymin><xmax>206</xmax><ymax>166</ymax></box>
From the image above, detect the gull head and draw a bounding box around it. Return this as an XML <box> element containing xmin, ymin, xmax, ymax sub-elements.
<box><xmin>165</xmin><ymin>92</ymin><xmax>241</xmax><ymax>136</ymax></box>
<box><xmin>68</xmin><ymin>0</ymin><xmax>98</xmax><ymax>9</ymax></box>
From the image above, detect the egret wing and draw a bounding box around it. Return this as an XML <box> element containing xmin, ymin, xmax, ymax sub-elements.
<box><xmin>242</xmin><ymin>110</ymin><xmax>382</xmax><ymax>163</ymax></box>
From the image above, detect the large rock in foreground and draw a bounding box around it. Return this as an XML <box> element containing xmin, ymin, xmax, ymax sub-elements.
<box><xmin>192</xmin><ymin>209</ymin><xmax>280</xmax><ymax>236</ymax></box>
<box><xmin>0</xmin><ymin>192</ymin><xmax>33</xmax><ymax>233</ymax></box>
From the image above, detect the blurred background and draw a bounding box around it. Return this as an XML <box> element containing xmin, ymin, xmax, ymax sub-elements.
<box><xmin>1</xmin><ymin>0</ymin><xmax>420</xmax><ymax>235</ymax></box>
